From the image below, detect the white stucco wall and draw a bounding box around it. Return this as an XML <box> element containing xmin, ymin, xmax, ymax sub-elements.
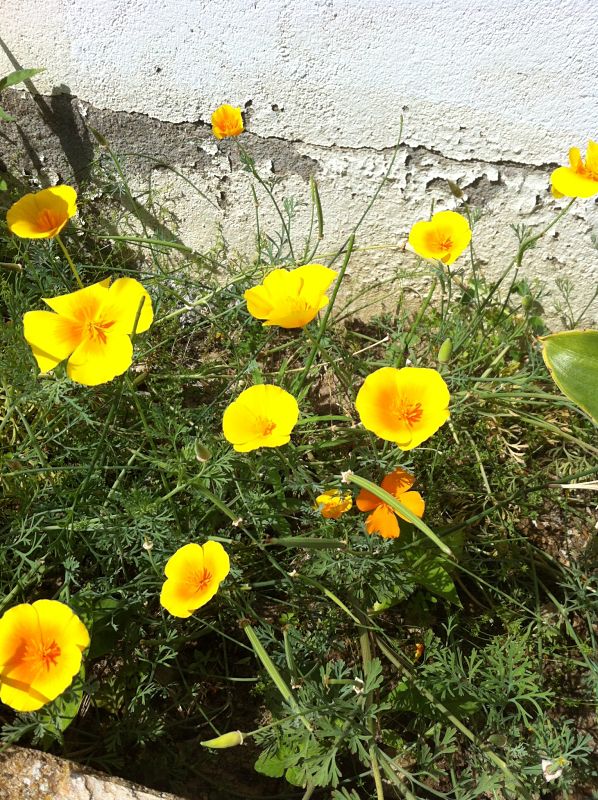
<box><xmin>2</xmin><ymin>0</ymin><xmax>597</xmax><ymax>323</ymax></box>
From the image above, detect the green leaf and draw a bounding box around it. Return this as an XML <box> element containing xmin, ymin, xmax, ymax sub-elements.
<box><xmin>0</xmin><ymin>107</ymin><xmax>15</xmax><ymax>122</ymax></box>
<box><xmin>541</xmin><ymin>330</ymin><xmax>598</xmax><ymax>423</ymax></box>
<box><xmin>0</xmin><ymin>68</ymin><xmax>44</xmax><ymax>92</ymax></box>
<box><xmin>254</xmin><ymin>746</ymin><xmax>286</xmax><ymax>778</ymax></box>
<box><xmin>406</xmin><ymin>556</ymin><xmax>461</xmax><ymax>605</ymax></box>
<box><xmin>387</xmin><ymin>680</ymin><xmax>480</xmax><ymax>719</ymax></box>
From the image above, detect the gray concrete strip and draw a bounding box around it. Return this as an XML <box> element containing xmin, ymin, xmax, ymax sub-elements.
<box><xmin>0</xmin><ymin>747</ymin><xmax>190</xmax><ymax>800</ymax></box>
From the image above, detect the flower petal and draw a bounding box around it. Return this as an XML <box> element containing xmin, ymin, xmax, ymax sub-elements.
<box><xmin>381</xmin><ymin>468</ymin><xmax>415</xmax><ymax>497</ymax></box>
<box><xmin>43</xmin><ymin>280</ymin><xmax>110</xmax><ymax>321</ymax></box>
<box><xmin>164</xmin><ymin>543</ymin><xmax>204</xmax><ymax>581</ymax></box>
<box><xmin>101</xmin><ymin>277</ymin><xmax>154</xmax><ymax>334</ymax></box>
<box><xmin>294</xmin><ymin>264</ymin><xmax>337</xmax><ymax>302</ymax></box>
<box><xmin>365</xmin><ymin>504</ymin><xmax>400</xmax><ymax>539</ymax></box>
<box><xmin>394</xmin><ymin>490</ymin><xmax>425</xmax><ymax>522</ymax></box>
<box><xmin>201</xmin><ymin>540</ymin><xmax>231</xmax><ymax>584</ymax></box>
<box><xmin>550</xmin><ymin>166</ymin><xmax>598</xmax><ymax>198</ymax></box>
<box><xmin>66</xmin><ymin>331</ymin><xmax>133</xmax><ymax>386</ymax></box>
<box><xmin>243</xmin><ymin>285</ymin><xmax>274</xmax><ymax>320</ymax></box>
<box><xmin>355</xmin><ymin>487</ymin><xmax>381</xmax><ymax>512</ymax></box>
<box><xmin>23</xmin><ymin>310</ymin><xmax>82</xmax><ymax>373</ymax></box>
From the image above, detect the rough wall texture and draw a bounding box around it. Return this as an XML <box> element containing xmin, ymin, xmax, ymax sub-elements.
<box><xmin>0</xmin><ymin>746</ymin><xmax>188</xmax><ymax>800</ymax></box>
<box><xmin>1</xmin><ymin>0</ymin><xmax>597</xmax><ymax>324</ymax></box>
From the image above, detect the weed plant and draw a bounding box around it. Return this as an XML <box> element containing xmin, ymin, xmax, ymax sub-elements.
<box><xmin>0</xmin><ymin>120</ymin><xmax>596</xmax><ymax>800</ymax></box>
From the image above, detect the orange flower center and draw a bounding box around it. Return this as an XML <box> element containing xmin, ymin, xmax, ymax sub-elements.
<box><xmin>577</xmin><ymin>161</ymin><xmax>598</xmax><ymax>181</ymax></box>
<box><xmin>392</xmin><ymin>399</ymin><xmax>423</xmax><ymax>427</ymax></box>
<box><xmin>24</xmin><ymin>639</ymin><xmax>62</xmax><ymax>672</ymax></box>
<box><xmin>36</xmin><ymin>209</ymin><xmax>64</xmax><ymax>233</ymax></box>
<box><xmin>436</xmin><ymin>235</ymin><xmax>454</xmax><ymax>253</ymax></box>
<box><xmin>260</xmin><ymin>419</ymin><xmax>277</xmax><ymax>437</ymax></box>
<box><xmin>195</xmin><ymin>569</ymin><xmax>212</xmax><ymax>592</ymax></box>
<box><xmin>85</xmin><ymin>319</ymin><xmax>115</xmax><ymax>344</ymax></box>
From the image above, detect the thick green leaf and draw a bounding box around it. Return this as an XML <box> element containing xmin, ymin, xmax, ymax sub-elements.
<box><xmin>408</xmin><ymin>557</ymin><xmax>461</xmax><ymax>605</ymax></box>
<box><xmin>0</xmin><ymin>68</ymin><xmax>44</xmax><ymax>92</ymax></box>
<box><xmin>541</xmin><ymin>330</ymin><xmax>598</xmax><ymax>423</ymax></box>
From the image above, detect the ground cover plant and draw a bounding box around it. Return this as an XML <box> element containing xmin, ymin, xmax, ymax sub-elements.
<box><xmin>0</xmin><ymin>92</ymin><xmax>597</xmax><ymax>799</ymax></box>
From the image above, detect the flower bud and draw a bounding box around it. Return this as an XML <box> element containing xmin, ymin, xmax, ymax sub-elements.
<box><xmin>447</xmin><ymin>179</ymin><xmax>464</xmax><ymax>199</ymax></box>
<box><xmin>194</xmin><ymin>440</ymin><xmax>212</xmax><ymax>462</ymax></box>
<box><xmin>437</xmin><ymin>338</ymin><xmax>453</xmax><ymax>364</ymax></box>
<box><xmin>200</xmin><ymin>730</ymin><xmax>244</xmax><ymax>749</ymax></box>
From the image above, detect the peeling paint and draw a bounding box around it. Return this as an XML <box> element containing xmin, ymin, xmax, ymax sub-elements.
<box><xmin>1</xmin><ymin>89</ymin><xmax>597</xmax><ymax>326</ymax></box>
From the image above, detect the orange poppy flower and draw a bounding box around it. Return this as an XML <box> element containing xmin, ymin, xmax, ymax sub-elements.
<box><xmin>408</xmin><ymin>210</ymin><xmax>471</xmax><ymax>265</ymax></box>
<box><xmin>315</xmin><ymin>489</ymin><xmax>353</xmax><ymax>519</ymax></box>
<box><xmin>211</xmin><ymin>104</ymin><xmax>244</xmax><ymax>140</ymax></box>
<box><xmin>222</xmin><ymin>384</ymin><xmax>299</xmax><ymax>452</ymax></box>
<box><xmin>7</xmin><ymin>185</ymin><xmax>77</xmax><ymax>239</ymax></box>
<box><xmin>551</xmin><ymin>141</ymin><xmax>598</xmax><ymax>198</ymax></box>
<box><xmin>355</xmin><ymin>366</ymin><xmax>450</xmax><ymax>450</ymax></box>
<box><xmin>0</xmin><ymin>600</ymin><xmax>90</xmax><ymax>711</ymax></box>
<box><xmin>244</xmin><ymin>264</ymin><xmax>338</xmax><ymax>329</ymax></box>
<box><xmin>356</xmin><ymin>468</ymin><xmax>425</xmax><ymax>539</ymax></box>
<box><xmin>23</xmin><ymin>276</ymin><xmax>153</xmax><ymax>386</ymax></box>
<box><xmin>160</xmin><ymin>541</ymin><xmax>230</xmax><ymax>618</ymax></box>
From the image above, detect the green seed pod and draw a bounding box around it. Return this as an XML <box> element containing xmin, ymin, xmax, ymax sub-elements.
<box><xmin>521</xmin><ymin>294</ymin><xmax>533</xmax><ymax>311</ymax></box>
<box><xmin>200</xmin><ymin>730</ymin><xmax>244</xmax><ymax>748</ymax></box>
<box><xmin>438</xmin><ymin>338</ymin><xmax>453</xmax><ymax>364</ymax></box>
<box><xmin>447</xmin><ymin>180</ymin><xmax>464</xmax><ymax>199</ymax></box>
<box><xmin>194</xmin><ymin>440</ymin><xmax>212</xmax><ymax>462</ymax></box>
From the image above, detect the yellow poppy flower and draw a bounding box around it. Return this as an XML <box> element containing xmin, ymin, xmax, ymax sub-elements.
<box><xmin>23</xmin><ymin>277</ymin><xmax>153</xmax><ymax>386</ymax></box>
<box><xmin>356</xmin><ymin>468</ymin><xmax>425</xmax><ymax>540</ymax></box>
<box><xmin>244</xmin><ymin>264</ymin><xmax>337</xmax><ymax>329</ymax></box>
<box><xmin>0</xmin><ymin>599</ymin><xmax>89</xmax><ymax>712</ymax></box>
<box><xmin>408</xmin><ymin>210</ymin><xmax>472</xmax><ymax>265</ymax></box>
<box><xmin>160</xmin><ymin>541</ymin><xmax>230</xmax><ymax>618</ymax></box>
<box><xmin>211</xmin><ymin>104</ymin><xmax>244</xmax><ymax>140</ymax></box>
<box><xmin>551</xmin><ymin>141</ymin><xmax>598</xmax><ymax>198</ymax></box>
<box><xmin>355</xmin><ymin>366</ymin><xmax>450</xmax><ymax>450</ymax></box>
<box><xmin>6</xmin><ymin>185</ymin><xmax>77</xmax><ymax>239</ymax></box>
<box><xmin>222</xmin><ymin>384</ymin><xmax>299</xmax><ymax>452</ymax></box>
<box><xmin>315</xmin><ymin>489</ymin><xmax>353</xmax><ymax>519</ymax></box>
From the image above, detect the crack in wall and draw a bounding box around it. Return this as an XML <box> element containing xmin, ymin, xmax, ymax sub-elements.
<box><xmin>3</xmin><ymin>88</ymin><xmax>563</xmax><ymax>176</ymax></box>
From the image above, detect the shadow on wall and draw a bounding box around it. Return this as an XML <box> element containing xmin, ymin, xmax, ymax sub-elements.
<box><xmin>0</xmin><ymin>37</ymin><xmax>189</xmax><ymax>250</ymax></box>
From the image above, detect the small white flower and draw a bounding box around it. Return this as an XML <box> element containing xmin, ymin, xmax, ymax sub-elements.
<box><xmin>541</xmin><ymin>758</ymin><xmax>565</xmax><ymax>782</ymax></box>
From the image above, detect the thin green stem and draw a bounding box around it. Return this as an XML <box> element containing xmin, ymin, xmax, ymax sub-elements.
<box><xmin>295</xmin><ymin>233</ymin><xmax>355</xmax><ymax>396</ymax></box>
<box><xmin>55</xmin><ymin>233</ymin><xmax>83</xmax><ymax>288</ymax></box>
